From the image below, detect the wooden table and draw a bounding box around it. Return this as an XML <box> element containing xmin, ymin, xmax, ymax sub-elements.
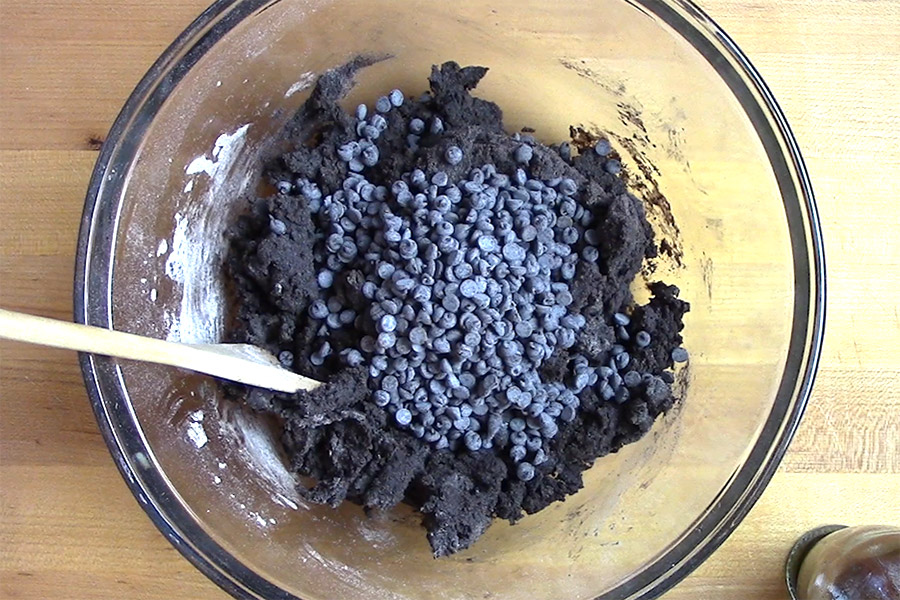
<box><xmin>1</xmin><ymin>1</ymin><xmax>898</xmax><ymax>598</ymax></box>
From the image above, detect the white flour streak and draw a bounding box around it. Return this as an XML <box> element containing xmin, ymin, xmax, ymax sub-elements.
<box><xmin>284</xmin><ymin>72</ymin><xmax>316</xmax><ymax>97</ymax></box>
<box><xmin>165</xmin><ymin>215</ymin><xmax>189</xmax><ymax>284</ymax></box>
<box><xmin>186</xmin><ymin>411</ymin><xmax>208</xmax><ymax>449</ymax></box>
<box><xmin>215</xmin><ymin>408</ymin><xmax>302</xmax><ymax>511</ymax></box>
<box><xmin>185</xmin><ymin>124</ymin><xmax>251</xmax><ymax>181</ymax></box>
<box><xmin>186</xmin><ymin>155</ymin><xmax>215</xmax><ymax>177</ymax></box>
<box><xmin>166</xmin><ymin>123</ymin><xmax>252</xmax><ymax>343</ymax></box>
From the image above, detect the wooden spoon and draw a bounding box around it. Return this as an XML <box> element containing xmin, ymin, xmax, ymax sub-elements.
<box><xmin>0</xmin><ymin>308</ymin><xmax>321</xmax><ymax>394</ymax></box>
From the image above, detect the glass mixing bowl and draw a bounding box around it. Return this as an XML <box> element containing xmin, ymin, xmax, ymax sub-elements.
<box><xmin>74</xmin><ymin>0</ymin><xmax>825</xmax><ymax>598</ymax></box>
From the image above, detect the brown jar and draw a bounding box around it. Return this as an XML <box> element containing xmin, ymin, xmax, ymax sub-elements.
<box><xmin>792</xmin><ymin>525</ymin><xmax>900</xmax><ymax>600</ymax></box>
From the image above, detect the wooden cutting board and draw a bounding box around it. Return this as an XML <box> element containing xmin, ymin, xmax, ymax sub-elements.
<box><xmin>1</xmin><ymin>0</ymin><xmax>898</xmax><ymax>598</ymax></box>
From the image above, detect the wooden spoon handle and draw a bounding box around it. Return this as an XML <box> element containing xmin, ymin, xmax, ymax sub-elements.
<box><xmin>0</xmin><ymin>308</ymin><xmax>316</xmax><ymax>393</ymax></box>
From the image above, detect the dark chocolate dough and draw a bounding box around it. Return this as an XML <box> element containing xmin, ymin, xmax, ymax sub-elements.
<box><xmin>226</xmin><ymin>60</ymin><xmax>689</xmax><ymax>557</ymax></box>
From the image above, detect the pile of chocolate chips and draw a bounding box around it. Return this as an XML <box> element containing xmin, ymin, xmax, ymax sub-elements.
<box><xmin>227</xmin><ymin>58</ymin><xmax>689</xmax><ymax>557</ymax></box>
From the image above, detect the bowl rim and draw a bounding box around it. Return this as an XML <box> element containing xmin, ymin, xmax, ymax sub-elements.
<box><xmin>74</xmin><ymin>1</ymin><xmax>826</xmax><ymax>599</ymax></box>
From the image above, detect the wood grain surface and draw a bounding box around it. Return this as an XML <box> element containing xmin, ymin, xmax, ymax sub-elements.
<box><xmin>1</xmin><ymin>0</ymin><xmax>899</xmax><ymax>598</ymax></box>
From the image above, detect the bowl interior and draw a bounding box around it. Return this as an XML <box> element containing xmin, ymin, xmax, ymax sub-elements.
<box><xmin>80</xmin><ymin>0</ymin><xmax>816</xmax><ymax>599</ymax></box>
